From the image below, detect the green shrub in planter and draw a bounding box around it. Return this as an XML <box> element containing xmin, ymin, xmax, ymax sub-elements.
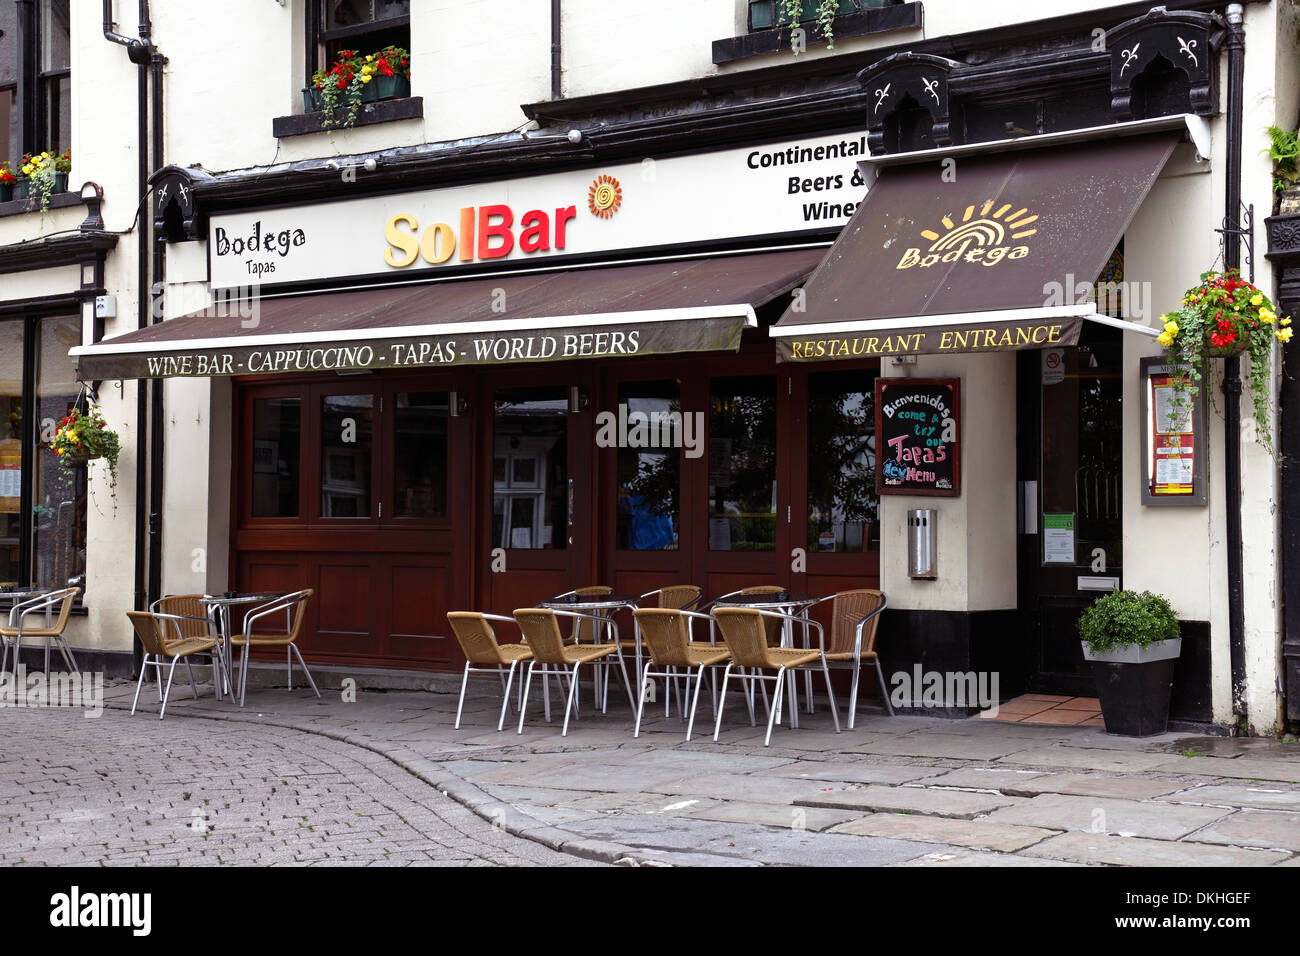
<box><xmin>1078</xmin><ymin>590</ymin><xmax>1180</xmax><ymax>652</ymax></box>
<box><xmin>1078</xmin><ymin>589</ymin><xmax>1182</xmax><ymax>736</ymax></box>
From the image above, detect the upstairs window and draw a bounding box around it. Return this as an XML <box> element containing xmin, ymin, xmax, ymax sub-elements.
<box><xmin>310</xmin><ymin>0</ymin><xmax>410</xmax><ymax>78</ymax></box>
<box><xmin>37</xmin><ymin>0</ymin><xmax>70</xmax><ymax>155</ymax></box>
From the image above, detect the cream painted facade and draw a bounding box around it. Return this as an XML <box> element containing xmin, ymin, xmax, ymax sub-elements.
<box><xmin>2</xmin><ymin>0</ymin><xmax>1295</xmax><ymax>733</ymax></box>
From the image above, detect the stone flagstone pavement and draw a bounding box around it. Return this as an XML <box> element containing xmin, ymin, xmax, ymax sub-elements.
<box><xmin>67</xmin><ymin>667</ymin><xmax>1300</xmax><ymax>865</ymax></box>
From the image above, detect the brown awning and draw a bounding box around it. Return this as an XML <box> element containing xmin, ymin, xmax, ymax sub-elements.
<box><xmin>772</xmin><ymin>131</ymin><xmax>1181</xmax><ymax>361</ymax></box>
<box><xmin>72</xmin><ymin>248</ymin><xmax>823</xmax><ymax>380</ymax></box>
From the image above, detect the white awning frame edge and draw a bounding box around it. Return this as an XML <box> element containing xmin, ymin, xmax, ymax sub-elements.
<box><xmin>70</xmin><ymin>304</ymin><xmax>758</xmax><ymax>358</ymax></box>
<box><xmin>768</xmin><ymin>305</ymin><xmax>1159</xmax><ymax>339</ymax></box>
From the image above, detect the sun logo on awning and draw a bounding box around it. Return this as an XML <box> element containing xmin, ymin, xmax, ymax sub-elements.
<box><xmin>588</xmin><ymin>175</ymin><xmax>623</xmax><ymax>219</ymax></box>
<box><xmin>919</xmin><ymin>201</ymin><xmax>1039</xmax><ymax>250</ymax></box>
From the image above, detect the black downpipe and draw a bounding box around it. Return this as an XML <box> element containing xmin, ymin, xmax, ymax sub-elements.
<box><xmin>147</xmin><ymin>33</ymin><xmax>165</xmax><ymax>613</ymax></box>
<box><xmin>1224</xmin><ymin>4</ymin><xmax>1248</xmax><ymax>724</ymax></box>
<box><xmin>103</xmin><ymin>1</ymin><xmax>154</xmax><ymax>677</ymax></box>
<box><xmin>550</xmin><ymin>0</ymin><xmax>561</xmax><ymax>100</ymax></box>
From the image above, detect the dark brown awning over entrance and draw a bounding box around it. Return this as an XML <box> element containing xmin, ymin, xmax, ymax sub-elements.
<box><xmin>772</xmin><ymin>132</ymin><xmax>1181</xmax><ymax>361</ymax></box>
<box><xmin>73</xmin><ymin>248</ymin><xmax>823</xmax><ymax>380</ymax></box>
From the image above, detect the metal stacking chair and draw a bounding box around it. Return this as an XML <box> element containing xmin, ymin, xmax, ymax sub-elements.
<box><xmin>229</xmin><ymin>589</ymin><xmax>316</xmax><ymax>707</ymax></box>
<box><xmin>153</xmin><ymin>593</ymin><xmax>227</xmax><ymax>699</ymax></box>
<box><xmin>0</xmin><ymin>587</ymin><xmax>81</xmax><ymax>678</ymax></box>
<box><xmin>513</xmin><ymin>607</ymin><xmax>620</xmax><ymax>736</ymax></box>
<box><xmin>446</xmin><ymin>612</ymin><xmax>535</xmax><ymax>731</ymax></box>
<box><xmin>126</xmin><ymin>610</ymin><xmax>218</xmax><ymax>719</ymax></box>
<box><xmin>711</xmin><ymin>606</ymin><xmax>840</xmax><ymax>747</ymax></box>
<box><xmin>806</xmin><ymin>589</ymin><xmax>891</xmax><ymax>727</ymax></box>
<box><xmin>632</xmin><ymin>608</ymin><xmax>731</xmax><ymax>741</ymax></box>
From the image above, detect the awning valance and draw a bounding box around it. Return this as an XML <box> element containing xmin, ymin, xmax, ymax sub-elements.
<box><xmin>72</xmin><ymin>248</ymin><xmax>823</xmax><ymax>380</ymax></box>
<box><xmin>771</xmin><ymin>131</ymin><xmax>1183</xmax><ymax>361</ymax></box>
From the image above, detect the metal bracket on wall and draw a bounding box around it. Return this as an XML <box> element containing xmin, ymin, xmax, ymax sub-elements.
<box><xmin>1216</xmin><ymin>201</ymin><xmax>1255</xmax><ymax>282</ymax></box>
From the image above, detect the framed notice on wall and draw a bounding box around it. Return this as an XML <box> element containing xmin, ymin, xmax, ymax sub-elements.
<box><xmin>1140</xmin><ymin>356</ymin><xmax>1206</xmax><ymax>506</ymax></box>
<box><xmin>874</xmin><ymin>378</ymin><xmax>961</xmax><ymax>497</ymax></box>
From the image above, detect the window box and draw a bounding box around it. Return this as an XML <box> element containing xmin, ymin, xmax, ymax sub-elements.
<box><xmin>274</xmin><ymin>95</ymin><xmax>423</xmax><ymax>138</ymax></box>
<box><xmin>715</xmin><ymin>0</ymin><xmax>921</xmax><ymax>65</ymax></box>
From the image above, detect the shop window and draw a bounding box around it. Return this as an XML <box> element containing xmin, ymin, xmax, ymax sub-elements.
<box><xmin>320</xmin><ymin>394</ymin><xmax>374</xmax><ymax>518</ymax></box>
<box><xmin>0</xmin><ymin>314</ymin><xmax>85</xmax><ymax>589</ymax></box>
<box><xmin>392</xmin><ymin>392</ymin><xmax>448</xmax><ymax>519</ymax></box>
<box><xmin>251</xmin><ymin>397</ymin><xmax>302</xmax><ymax>518</ymax></box>
<box><xmin>708</xmin><ymin>376</ymin><xmax>776</xmax><ymax>552</ymax></box>
<box><xmin>807</xmin><ymin>370</ymin><xmax>879</xmax><ymax>553</ymax></box>
<box><xmin>615</xmin><ymin>380</ymin><xmax>680</xmax><ymax>551</ymax></box>
<box><xmin>310</xmin><ymin>0</ymin><xmax>410</xmax><ymax>79</ymax></box>
<box><xmin>493</xmin><ymin>388</ymin><xmax>567</xmax><ymax>550</ymax></box>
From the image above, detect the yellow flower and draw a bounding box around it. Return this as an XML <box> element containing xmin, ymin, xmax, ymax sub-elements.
<box><xmin>1283</xmin><ymin>317</ymin><xmax>1293</xmax><ymax>327</ymax></box>
<box><xmin>360</xmin><ymin>73</ymin><xmax>372</xmax><ymax>83</ymax></box>
<box><xmin>1157</xmin><ymin>330</ymin><xmax>1174</xmax><ymax>347</ymax></box>
<box><xmin>1261</xmin><ymin>308</ymin><xmax>1276</xmax><ymax>323</ymax></box>
<box><xmin>1251</xmin><ymin>294</ymin><xmax>1263</xmax><ymax>306</ymax></box>
<box><xmin>1277</xmin><ymin>327</ymin><xmax>1294</xmax><ymax>344</ymax></box>
<box><xmin>1163</xmin><ymin>320</ymin><xmax>1179</xmax><ymax>334</ymax></box>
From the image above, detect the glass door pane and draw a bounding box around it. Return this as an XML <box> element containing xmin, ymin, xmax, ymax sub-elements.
<box><xmin>808</xmin><ymin>370</ymin><xmax>879</xmax><ymax>553</ymax></box>
<box><xmin>616</xmin><ymin>380</ymin><xmax>680</xmax><ymax>551</ymax></box>
<box><xmin>493</xmin><ymin>388</ymin><xmax>567</xmax><ymax>550</ymax></box>
<box><xmin>251</xmin><ymin>397</ymin><xmax>301</xmax><ymax>518</ymax></box>
<box><xmin>320</xmin><ymin>394</ymin><xmax>373</xmax><ymax>518</ymax></box>
<box><xmin>392</xmin><ymin>391</ymin><xmax>448</xmax><ymax>519</ymax></box>
<box><xmin>708</xmin><ymin>376</ymin><xmax>777</xmax><ymax>552</ymax></box>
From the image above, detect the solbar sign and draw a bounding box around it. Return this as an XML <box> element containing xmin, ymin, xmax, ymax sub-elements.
<box><xmin>207</xmin><ymin>132</ymin><xmax>868</xmax><ymax>290</ymax></box>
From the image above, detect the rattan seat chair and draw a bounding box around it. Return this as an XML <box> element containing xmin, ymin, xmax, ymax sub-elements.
<box><xmin>702</xmin><ymin>585</ymin><xmax>786</xmax><ymax>646</ymax></box>
<box><xmin>632</xmin><ymin>608</ymin><xmax>730</xmax><ymax>741</ymax></box>
<box><xmin>711</xmin><ymin>606</ymin><xmax>840</xmax><ymax>747</ymax></box>
<box><xmin>805</xmin><ymin>589</ymin><xmax>891</xmax><ymax>727</ymax></box>
<box><xmin>0</xmin><ymin>587</ymin><xmax>81</xmax><ymax>678</ymax></box>
<box><xmin>228</xmin><ymin>589</ymin><xmax>316</xmax><ymax>707</ymax></box>
<box><xmin>513</xmin><ymin>607</ymin><xmax>620</xmax><ymax>736</ymax></box>
<box><xmin>152</xmin><ymin>594</ymin><xmax>226</xmax><ymax>696</ymax></box>
<box><xmin>447</xmin><ymin>612</ymin><xmax>535</xmax><ymax>731</ymax></box>
<box><xmin>126</xmin><ymin>610</ymin><xmax>217</xmax><ymax>719</ymax></box>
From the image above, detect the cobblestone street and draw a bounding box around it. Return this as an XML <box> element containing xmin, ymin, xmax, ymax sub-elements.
<box><xmin>0</xmin><ymin>705</ymin><xmax>597</xmax><ymax>867</ymax></box>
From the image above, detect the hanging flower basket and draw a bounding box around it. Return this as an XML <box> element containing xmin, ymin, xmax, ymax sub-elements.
<box><xmin>1157</xmin><ymin>269</ymin><xmax>1292</xmax><ymax>453</ymax></box>
<box><xmin>49</xmin><ymin>404</ymin><xmax>121</xmax><ymax>510</ymax></box>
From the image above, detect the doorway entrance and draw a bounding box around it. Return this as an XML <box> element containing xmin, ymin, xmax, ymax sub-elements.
<box><xmin>1017</xmin><ymin>324</ymin><xmax>1124</xmax><ymax>696</ymax></box>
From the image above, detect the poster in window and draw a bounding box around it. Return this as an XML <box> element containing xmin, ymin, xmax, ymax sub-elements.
<box><xmin>873</xmin><ymin>378</ymin><xmax>960</xmax><ymax>497</ymax></box>
<box><xmin>1149</xmin><ymin>367</ymin><xmax>1195</xmax><ymax>497</ymax></box>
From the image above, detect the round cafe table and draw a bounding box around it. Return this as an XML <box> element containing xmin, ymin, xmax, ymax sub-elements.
<box><xmin>537</xmin><ymin>593</ymin><xmax>640</xmax><ymax>711</ymax></box>
<box><xmin>201</xmin><ymin>592</ymin><xmax>287</xmax><ymax>704</ymax></box>
<box><xmin>711</xmin><ymin>591</ymin><xmax>820</xmax><ymax>728</ymax></box>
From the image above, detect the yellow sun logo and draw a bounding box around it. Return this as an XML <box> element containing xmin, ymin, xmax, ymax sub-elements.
<box><xmin>919</xmin><ymin>201</ymin><xmax>1039</xmax><ymax>249</ymax></box>
<box><xmin>588</xmin><ymin>174</ymin><xmax>623</xmax><ymax>218</ymax></box>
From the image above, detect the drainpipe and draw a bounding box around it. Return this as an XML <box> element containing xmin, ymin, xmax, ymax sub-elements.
<box><xmin>1223</xmin><ymin>3</ymin><xmax>1248</xmax><ymax>728</ymax></box>
<box><xmin>103</xmin><ymin>1</ymin><xmax>154</xmax><ymax>675</ymax></box>
<box><xmin>550</xmin><ymin>0</ymin><xmax>561</xmax><ymax>100</ymax></box>
<box><xmin>146</xmin><ymin>16</ymin><xmax>166</xmax><ymax>613</ymax></box>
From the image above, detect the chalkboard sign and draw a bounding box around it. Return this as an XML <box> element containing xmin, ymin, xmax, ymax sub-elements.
<box><xmin>874</xmin><ymin>378</ymin><xmax>961</xmax><ymax>497</ymax></box>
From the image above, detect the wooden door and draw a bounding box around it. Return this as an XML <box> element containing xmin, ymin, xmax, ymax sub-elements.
<box><xmin>476</xmin><ymin>364</ymin><xmax>597</xmax><ymax>616</ymax></box>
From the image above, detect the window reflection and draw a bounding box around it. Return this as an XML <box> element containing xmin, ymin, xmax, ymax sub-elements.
<box><xmin>493</xmin><ymin>389</ymin><xmax>567</xmax><ymax>550</ymax></box>
<box><xmin>808</xmin><ymin>370</ymin><xmax>878</xmax><ymax>553</ymax></box>
<box><xmin>616</xmin><ymin>381</ymin><xmax>679</xmax><ymax>551</ymax></box>
<box><xmin>31</xmin><ymin>315</ymin><xmax>83</xmax><ymax>589</ymax></box>
<box><xmin>393</xmin><ymin>392</ymin><xmax>447</xmax><ymax>519</ymax></box>
<box><xmin>0</xmin><ymin>319</ymin><xmax>22</xmax><ymax>584</ymax></box>
<box><xmin>251</xmin><ymin>398</ymin><xmax>301</xmax><ymax>518</ymax></box>
<box><xmin>708</xmin><ymin>376</ymin><xmax>776</xmax><ymax>552</ymax></box>
<box><xmin>320</xmin><ymin>394</ymin><xmax>373</xmax><ymax>518</ymax></box>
